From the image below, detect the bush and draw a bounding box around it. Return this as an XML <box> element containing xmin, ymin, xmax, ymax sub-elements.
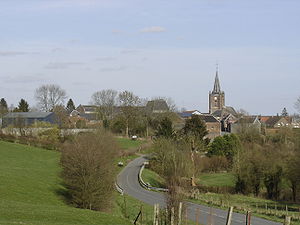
<box><xmin>60</xmin><ymin>130</ymin><xmax>118</xmax><ymax>211</ymax></box>
<box><xmin>195</xmin><ymin>155</ymin><xmax>229</xmax><ymax>174</ymax></box>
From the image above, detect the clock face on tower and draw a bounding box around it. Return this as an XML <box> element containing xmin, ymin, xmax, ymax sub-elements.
<box><xmin>214</xmin><ymin>97</ymin><xmax>218</xmax><ymax>100</ymax></box>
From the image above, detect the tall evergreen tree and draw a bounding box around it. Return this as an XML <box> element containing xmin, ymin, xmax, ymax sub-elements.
<box><xmin>281</xmin><ymin>107</ymin><xmax>288</xmax><ymax>116</ymax></box>
<box><xmin>182</xmin><ymin>115</ymin><xmax>208</xmax><ymax>140</ymax></box>
<box><xmin>182</xmin><ymin>115</ymin><xmax>209</xmax><ymax>151</ymax></box>
<box><xmin>66</xmin><ymin>98</ymin><xmax>76</xmax><ymax>112</ymax></box>
<box><xmin>18</xmin><ymin>99</ymin><xmax>29</xmax><ymax>112</ymax></box>
<box><xmin>0</xmin><ymin>98</ymin><xmax>8</xmax><ymax>116</ymax></box>
<box><xmin>155</xmin><ymin>117</ymin><xmax>174</xmax><ymax>138</ymax></box>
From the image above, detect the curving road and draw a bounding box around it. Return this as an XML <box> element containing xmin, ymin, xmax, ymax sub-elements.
<box><xmin>117</xmin><ymin>156</ymin><xmax>282</xmax><ymax>225</ymax></box>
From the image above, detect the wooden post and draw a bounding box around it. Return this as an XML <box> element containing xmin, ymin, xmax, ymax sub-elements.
<box><xmin>123</xmin><ymin>196</ymin><xmax>128</xmax><ymax>218</ymax></box>
<box><xmin>171</xmin><ymin>207</ymin><xmax>175</xmax><ymax>225</ymax></box>
<box><xmin>185</xmin><ymin>207</ymin><xmax>188</xmax><ymax>225</ymax></box>
<box><xmin>246</xmin><ymin>211</ymin><xmax>251</xmax><ymax>225</ymax></box>
<box><xmin>211</xmin><ymin>207</ymin><xmax>214</xmax><ymax>225</ymax></box>
<box><xmin>196</xmin><ymin>208</ymin><xmax>200</xmax><ymax>225</ymax></box>
<box><xmin>178</xmin><ymin>202</ymin><xmax>183</xmax><ymax>225</ymax></box>
<box><xmin>286</xmin><ymin>205</ymin><xmax>288</xmax><ymax>216</ymax></box>
<box><xmin>140</xmin><ymin>205</ymin><xmax>143</xmax><ymax>225</ymax></box>
<box><xmin>226</xmin><ymin>207</ymin><xmax>234</xmax><ymax>225</ymax></box>
<box><xmin>156</xmin><ymin>204</ymin><xmax>160</xmax><ymax>225</ymax></box>
<box><xmin>153</xmin><ymin>204</ymin><xmax>157</xmax><ymax>225</ymax></box>
<box><xmin>284</xmin><ymin>216</ymin><xmax>291</xmax><ymax>225</ymax></box>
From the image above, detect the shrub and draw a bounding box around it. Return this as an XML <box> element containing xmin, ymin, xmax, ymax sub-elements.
<box><xmin>60</xmin><ymin>130</ymin><xmax>118</xmax><ymax>211</ymax></box>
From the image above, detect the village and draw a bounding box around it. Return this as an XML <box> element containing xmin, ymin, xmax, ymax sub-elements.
<box><xmin>1</xmin><ymin>72</ymin><xmax>299</xmax><ymax>140</ymax></box>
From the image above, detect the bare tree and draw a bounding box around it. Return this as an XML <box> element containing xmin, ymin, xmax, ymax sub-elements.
<box><xmin>295</xmin><ymin>97</ymin><xmax>300</xmax><ymax>113</ymax></box>
<box><xmin>152</xmin><ymin>138</ymin><xmax>193</xmax><ymax>223</ymax></box>
<box><xmin>35</xmin><ymin>84</ymin><xmax>67</xmax><ymax>112</ymax></box>
<box><xmin>118</xmin><ymin>90</ymin><xmax>141</xmax><ymax>136</ymax></box>
<box><xmin>152</xmin><ymin>96</ymin><xmax>177</xmax><ymax>112</ymax></box>
<box><xmin>60</xmin><ymin>130</ymin><xmax>118</xmax><ymax>211</ymax></box>
<box><xmin>91</xmin><ymin>89</ymin><xmax>118</xmax><ymax>119</ymax></box>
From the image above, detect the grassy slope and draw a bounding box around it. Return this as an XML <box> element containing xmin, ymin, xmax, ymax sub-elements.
<box><xmin>0</xmin><ymin>141</ymin><xmax>131</xmax><ymax>225</ymax></box>
<box><xmin>198</xmin><ymin>172</ymin><xmax>235</xmax><ymax>187</ymax></box>
<box><xmin>116</xmin><ymin>137</ymin><xmax>146</xmax><ymax>150</ymax></box>
<box><xmin>142</xmin><ymin>168</ymin><xmax>166</xmax><ymax>188</ymax></box>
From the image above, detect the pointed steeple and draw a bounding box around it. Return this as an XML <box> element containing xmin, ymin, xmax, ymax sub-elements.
<box><xmin>212</xmin><ymin>66</ymin><xmax>221</xmax><ymax>94</ymax></box>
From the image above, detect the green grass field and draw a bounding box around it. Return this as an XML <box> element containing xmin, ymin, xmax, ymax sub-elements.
<box><xmin>198</xmin><ymin>172</ymin><xmax>235</xmax><ymax>187</ymax></box>
<box><xmin>116</xmin><ymin>137</ymin><xmax>147</xmax><ymax>150</ymax></box>
<box><xmin>0</xmin><ymin>140</ymin><xmax>132</xmax><ymax>225</ymax></box>
<box><xmin>142</xmin><ymin>168</ymin><xmax>166</xmax><ymax>188</ymax></box>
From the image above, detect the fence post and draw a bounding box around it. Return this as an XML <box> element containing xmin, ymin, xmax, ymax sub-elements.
<box><xmin>178</xmin><ymin>202</ymin><xmax>182</xmax><ymax>225</ymax></box>
<box><xmin>284</xmin><ymin>216</ymin><xmax>291</xmax><ymax>225</ymax></box>
<box><xmin>246</xmin><ymin>211</ymin><xmax>251</xmax><ymax>225</ymax></box>
<box><xmin>170</xmin><ymin>207</ymin><xmax>174</xmax><ymax>225</ymax></box>
<box><xmin>153</xmin><ymin>204</ymin><xmax>157</xmax><ymax>225</ymax></box>
<box><xmin>123</xmin><ymin>195</ymin><xmax>128</xmax><ymax>218</ymax></box>
<box><xmin>140</xmin><ymin>205</ymin><xmax>143</xmax><ymax>225</ymax></box>
<box><xmin>185</xmin><ymin>207</ymin><xmax>188</xmax><ymax>225</ymax></box>
<box><xmin>196</xmin><ymin>208</ymin><xmax>200</xmax><ymax>225</ymax></box>
<box><xmin>156</xmin><ymin>204</ymin><xmax>160</xmax><ymax>225</ymax></box>
<box><xmin>226</xmin><ymin>207</ymin><xmax>234</xmax><ymax>225</ymax></box>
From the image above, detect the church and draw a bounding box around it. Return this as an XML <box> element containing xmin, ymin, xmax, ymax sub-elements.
<box><xmin>179</xmin><ymin>68</ymin><xmax>238</xmax><ymax>137</ymax></box>
<box><xmin>209</xmin><ymin>70</ymin><xmax>238</xmax><ymax>132</ymax></box>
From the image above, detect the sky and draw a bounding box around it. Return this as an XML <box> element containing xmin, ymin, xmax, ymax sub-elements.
<box><xmin>0</xmin><ymin>0</ymin><xmax>299</xmax><ymax>115</ymax></box>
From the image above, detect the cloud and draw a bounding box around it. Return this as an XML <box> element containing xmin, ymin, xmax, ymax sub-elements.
<box><xmin>45</xmin><ymin>62</ymin><xmax>85</xmax><ymax>69</ymax></box>
<box><xmin>0</xmin><ymin>51</ymin><xmax>30</xmax><ymax>57</ymax></box>
<box><xmin>95</xmin><ymin>56</ymin><xmax>116</xmax><ymax>61</ymax></box>
<box><xmin>120</xmin><ymin>49</ymin><xmax>139</xmax><ymax>54</ymax></box>
<box><xmin>140</xmin><ymin>26</ymin><xmax>166</xmax><ymax>33</ymax></box>
<box><xmin>52</xmin><ymin>48</ymin><xmax>65</xmax><ymax>53</ymax></box>
<box><xmin>3</xmin><ymin>74</ymin><xmax>46</xmax><ymax>84</ymax></box>
<box><xmin>100</xmin><ymin>66</ymin><xmax>127</xmax><ymax>72</ymax></box>
<box><xmin>26</xmin><ymin>0</ymin><xmax>123</xmax><ymax>11</ymax></box>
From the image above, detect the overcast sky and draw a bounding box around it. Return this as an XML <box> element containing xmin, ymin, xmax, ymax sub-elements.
<box><xmin>0</xmin><ymin>0</ymin><xmax>299</xmax><ymax>115</ymax></box>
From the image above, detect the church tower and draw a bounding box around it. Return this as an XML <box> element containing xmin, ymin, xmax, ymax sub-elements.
<box><xmin>209</xmin><ymin>68</ymin><xmax>225</xmax><ymax>114</ymax></box>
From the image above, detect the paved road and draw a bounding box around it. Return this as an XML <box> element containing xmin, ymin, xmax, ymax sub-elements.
<box><xmin>117</xmin><ymin>156</ymin><xmax>282</xmax><ymax>225</ymax></box>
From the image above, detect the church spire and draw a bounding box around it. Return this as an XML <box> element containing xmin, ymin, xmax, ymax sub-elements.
<box><xmin>212</xmin><ymin>65</ymin><xmax>221</xmax><ymax>94</ymax></box>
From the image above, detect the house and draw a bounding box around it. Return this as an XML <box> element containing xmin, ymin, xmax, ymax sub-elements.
<box><xmin>221</xmin><ymin>113</ymin><xmax>237</xmax><ymax>133</ymax></box>
<box><xmin>264</xmin><ymin>116</ymin><xmax>290</xmax><ymax>128</ymax></box>
<box><xmin>200</xmin><ymin>114</ymin><xmax>221</xmax><ymax>139</ymax></box>
<box><xmin>212</xmin><ymin>106</ymin><xmax>237</xmax><ymax>121</ymax></box>
<box><xmin>231</xmin><ymin>116</ymin><xmax>261</xmax><ymax>133</ymax></box>
<box><xmin>2</xmin><ymin>112</ymin><xmax>56</xmax><ymax>128</ymax></box>
<box><xmin>145</xmin><ymin>99</ymin><xmax>169</xmax><ymax>114</ymax></box>
<box><xmin>75</xmin><ymin>105</ymin><xmax>99</xmax><ymax>122</ymax></box>
<box><xmin>178</xmin><ymin>111</ymin><xmax>221</xmax><ymax>139</ymax></box>
<box><xmin>179</xmin><ymin>110</ymin><xmax>202</xmax><ymax>119</ymax></box>
<box><xmin>290</xmin><ymin>117</ymin><xmax>300</xmax><ymax>128</ymax></box>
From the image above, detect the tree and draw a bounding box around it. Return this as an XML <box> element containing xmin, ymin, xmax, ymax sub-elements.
<box><xmin>118</xmin><ymin>90</ymin><xmax>141</xmax><ymax>137</ymax></box>
<box><xmin>281</xmin><ymin>107</ymin><xmax>288</xmax><ymax>116</ymax></box>
<box><xmin>91</xmin><ymin>89</ymin><xmax>118</xmax><ymax>120</ymax></box>
<box><xmin>17</xmin><ymin>99</ymin><xmax>29</xmax><ymax>112</ymax></box>
<box><xmin>182</xmin><ymin>115</ymin><xmax>208</xmax><ymax>151</ymax></box>
<box><xmin>60</xmin><ymin>130</ymin><xmax>118</xmax><ymax>211</ymax></box>
<box><xmin>34</xmin><ymin>84</ymin><xmax>67</xmax><ymax>112</ymax></box>
<box><xmin>152</xmin><ymin>138</ymin><xmax>193</xmax><ymax>224</ymax></box>
<box><xmin>286</xmin><ymin>155</ymin><xmax>300</xmax><ymax>201</ymax></box>
<box><xmin>155</xmin><ymin>117</ymin><xmax>174</xmax><ymax>139</ymax></box>
<box><xmin>234</xmin><ymin>146</ymin><xmax>265</xmax><ymax>196</ymax></box>
<box><xmin>207</xmin><ymin>134</ymin><xmax>241</xmax><ymax>163</ymax></box>
<box><xmin>295</xmin><ymin>97</ymin><xmax>300</xmax><ymax>113</ymax></box>
<box><xmin>0</xmin><ymin>98</ymin><xmax>8</xmax><ymax>116</ymax></box>
<box><xmin>264</xmin><ymin>165</ymin><xmax>283</xmax><ymax>200</ymax></box>
<box><xmin>66</xmin><ymin>98</ymin><xmax>75</xmax><ymax>113</ymax></box>
<box><xmin>53</xmin><ymin>105</ymin><xmax>70</xmax><ymax>128</ymax></box>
